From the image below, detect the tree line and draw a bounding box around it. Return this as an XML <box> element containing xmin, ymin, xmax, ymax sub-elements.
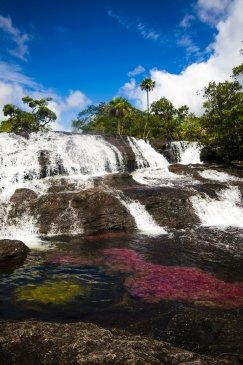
<box><xmin>0</xmin><ymin>62</ymin><xmax>242</xmax><ymax>162</ymax></box>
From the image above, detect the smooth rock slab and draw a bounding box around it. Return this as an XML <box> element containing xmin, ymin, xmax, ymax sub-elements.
<box><xmin>0</xmin><ymin>321</ymin><xmax>230</xmax><ymax>365</ymax></box>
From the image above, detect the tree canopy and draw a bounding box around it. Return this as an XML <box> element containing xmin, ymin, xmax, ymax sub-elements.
<box><xmin>0</xmin><ymin>96</ymin><xmax>57</xmax><ymax>133</ymax></box>
<box><xmin>140</xmin><ymin>78</ymin><xmax>156</xmax><ymax>112</ymax></box>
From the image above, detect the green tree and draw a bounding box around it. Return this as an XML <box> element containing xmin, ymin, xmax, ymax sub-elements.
<box><xmin>201</xmin><ymin>79</ymin><xmax>243</xmax><ymax>160</ymax></box>
<box><xmin>107</xmin><ymin>97</ymin><xmax>133</xmax><ymax>135</ymax></box>
<box><xmin>178</xmin><ymin>113</ymin><xmax>203</xmax><ymax>141</ymax></box>
<box><xmin>72</xmin><ymin>103</ymin><xmax>106</xmax><ymax>132</ymax></box>
<box><xmin>140</xmin><ymin>78</ymin><xmax>156</xmax><ymax>112</ymax></box>
<box><xmin>72</xmin><ymin>98</ymin><xmax>134</xmax><ymax>136</ymax></box>
<box><xmin>150</xmin><ymin>97</ymin><xmax>180</xmax><ymax>140</ymax></box>
<box><xmin>0</xmin><ymin>96</ymin><xmax>56</xmax><ymax>133</ymax></box>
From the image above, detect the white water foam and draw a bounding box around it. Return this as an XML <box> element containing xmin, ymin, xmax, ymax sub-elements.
<box><xmin>170</xmin><ymin>141</ymin><xmax>202</xmax><ymax>164</ymax></box>
<box><xmin>0</xmin><ymin>132</ymin><xmax>124</xmax><ymax>247</ymax></box>
<box><xmin>128</xmin><ymin>137</ymin><xmax>178</xmax><ymax>186</ymax></box>
<box><xmin>0</xmin><ymin>209</ymin><xmax>45</xmax><ymax>249</ymax></box>
<box><xmin>191</xmin><ymin>186</ymin><xmax>243</xmax><ymax>228</ymax></box>
<box><xmin>117</xmin><ymin>194</ymin><xmax>167</xmax><ymax>236</ymax></box>
<box><xmin>199</xmin><ymin>169</ymin><xmax>241</xmax><ymax>182</ymax></box>
<box><xmin>0</xmin><ymin>132</ymin><xmax>124</xmax><ymax>198</ymax></box>
<box><xmin>128</xmin><ymin>137</ymin><xmax>169</xmax><ymax>168</ymax></box>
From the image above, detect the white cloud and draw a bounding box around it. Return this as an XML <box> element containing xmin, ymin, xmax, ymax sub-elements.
<box><xmin>120</xmin><ymin>0</ymin><xmax>243</xmax><ymax>115</ymax></box>
<box><xmin>196</xmin><ymin>0</ymin><xmax>232</xmax><ymax>25</ymax></box>
<box><xmin>128</xmin><ymin>65</ymin><xmax>146</xmax><ymax>77</ymax></box>
<box><xmin>136</xmin><ymin>22</ymin><xmax>160</xmax><ymax>41</ymax></box>
<box><xmin>107</xmin><ymin>9</ymin><xmax>130</xmax><ymax>30</ymax></box>
<box><xmin>177</xmin><ymin>35</ymin><xmax>200</xmax><ymax>56</ymax></box>
<box><xmin>0</xmin><ymin>62</ymin><xmax>91</xmax><ymax>130</ymax></box>
<box><xmin>107</xmin><ymin>9</ymin><xmax>160</xmax><ymax>42</ymax></box>
<box><xmin>0</xmin><ymin>14</ymin><xmax>30</xmax><ymax>60</ymax></box>
<box><xmin>66</xmin><ymin>90</ymin><xmax>91</xmax><ymax>109</ymax></box>
<box><xmin>0</xmin><ymin>61</ymin><xmax>39</xmax><ymax>88</ymax></box>
<box><xmin>180</xmin><ymin>14</ymin><xmax>195</xmax><ymax>28</ymax></box>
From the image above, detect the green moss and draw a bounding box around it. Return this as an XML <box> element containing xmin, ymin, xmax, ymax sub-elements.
<box><xmin>15</xmin><ymin>280</ymin><xmax>90</xmax><ymax>304</ymax></box>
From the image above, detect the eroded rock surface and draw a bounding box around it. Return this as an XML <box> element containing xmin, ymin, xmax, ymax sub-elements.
<box><xmin>31</xmin><ymin>188</ymin><xmax>136</xmax><ymax>235</ymax></box>
<box><xmin>0</xmin><ymin>320</ymin><xmax>230</xmax><ymax>365</ymax></box>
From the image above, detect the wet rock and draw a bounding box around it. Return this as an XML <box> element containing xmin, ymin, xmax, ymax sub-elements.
<box><xmin>38</xmin><ymin>150</ymin><xmax>51</xmax><ymax>178</ymax></box>
<box><xmin>32</xmin><ymin>188</ymin><xmax>136</xmax><ymax>235</ymax></box>
<box><xmin>162</xmin><ymin>308</ymin><xmax>243</xmax><ymax>363</ymax></box>
<box><xmin>0</xmin><ymin>239</ymin><xmax>29</xmax><ymax>271</ymax></box>
<box><xmin>0</xmin><ymin>320</ymin><xmax>230</xmax><ymax>365</ymax></box>
<box><xmin>71</xmin><ymin>188</ymin><xmax>136</xmax><ymax>234</ymax></box>
<box><xmin>200</xmin><ymin>146</ymin><xmax>224</xmax><ymax>164</ymax></box>
<box><xmin>101</xmin><ymin>173</ymin><xmax>139</xmax><ymax>189</ymax></box>
<box><xmin>104</xmin><ymin>134</ymin><xmax>136</xmax><ymax>172</ymax></box>
<box><xmin>32</xmin><ymin>191</ymin><xmax>76</xmax><ymax>234</ymax></box>
<box><xmin>124</xmin><ymin>186</ymin><xmax>200</xmax><ymax>229</ymax></box>
<box><xmin>10</xmin><ymin>189</ymin><xmax>38</xmax><ymax>204</ymax></box>
<box><xmin>0</xmin><ymin>239</ymin><xmax>29</xmax><ymax>262</ymax></box>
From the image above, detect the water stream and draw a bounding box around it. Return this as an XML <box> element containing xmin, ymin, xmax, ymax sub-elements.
<box><xmin>0</xmin><ymin>132</ymin><xmax>243</xmax><ymax>358</ymax></box>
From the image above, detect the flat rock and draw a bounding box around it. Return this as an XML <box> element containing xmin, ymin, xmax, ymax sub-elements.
<box><xmin>0</xmin><ymin>320</ymin><xmax>230</xmax><ymax>365</ymax></box>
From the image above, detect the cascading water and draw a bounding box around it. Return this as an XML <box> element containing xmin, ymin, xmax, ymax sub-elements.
<box><xmin>0</xmin><ymin>132</ymin><xmax>125</xmax><ymax>198</ymax></box>
<box><xmin>113</xmin><ymin>191</ymin><xmax>167</xmax><ymax>236</ymax></box>
<box><xmin>128</xmin><ymin>137</ymin><xmax>177</xmax><ymax>186</ymax></box>
<box><xmin>199</xmin><ymin>169</ymin><xmax>239</xmax><ymax>182</ymax></box>
<box><xmin>120</xmin><ymin>199</ymin><xmax>167</xmax><ymax>236</ymax></box>
<box><xmin>128</xmin><ymin>137</ymin><xmax>170</xmax><ymax>169</ymax></box>
<box><xmin>1</xmin><ymin>131</ymin><xmax>242</xmax><ymax>245</ymax></box>
<box><xmin>0</xmin><ymin>132</ymin><xmax>125</xmax><ymax>247</ymax></box>
<box><xmin>167</xmin><ymin>141</ymin><xmax>202</xmax><ymax>164</ymax></box>
<box><xmin>191</xmin><ymin>186</ymin><xmax>243</xmax><ymax>228</ymax></box>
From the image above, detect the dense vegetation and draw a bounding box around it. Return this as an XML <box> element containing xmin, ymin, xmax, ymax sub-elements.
<box><xmin>0</xmin><ymin>96</ymin><xmax>56</xmax><ymax>133</ymax></box>
<box><xmin>0</xmin><ymin>62</ymin><xmax>242</xmax><ymax>161</ymax></box>
<box><xmin>71</xmin><ymin>63</ymin><xmax>243</xmax><ymax>161</ymax></box>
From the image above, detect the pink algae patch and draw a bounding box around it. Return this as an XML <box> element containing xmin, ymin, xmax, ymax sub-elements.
<box><xmin>102</xmin><ymin>248</ymin><xmax>243</xmax><ymax>308</ymax></box>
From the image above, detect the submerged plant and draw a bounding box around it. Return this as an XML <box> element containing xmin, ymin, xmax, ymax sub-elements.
<box><xmin>15</xmin><ymin>280</ymin><xmax>89</xmax><ymax>304</ymax></box>
<box><xmin>103</xmin><ymin>248</ymin><xmax>243</xmax><ymax>308</ymax></box>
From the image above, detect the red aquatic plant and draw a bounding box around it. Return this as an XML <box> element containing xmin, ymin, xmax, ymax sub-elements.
<box><xmin>102</xmin><ymin>248</ymin><xmax>243</xmax><ymax>308</ymax></box>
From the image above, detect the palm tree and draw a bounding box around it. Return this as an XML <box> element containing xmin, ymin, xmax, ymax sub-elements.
<box><xmin>108</xmin><ymin>97</ymin><xmax>132</xmax><ymax>135</ymax></box>
<box><xmin>140</xmin><ymin>78</ymin><xmax>156</xmax><ymax>112</ymax></box>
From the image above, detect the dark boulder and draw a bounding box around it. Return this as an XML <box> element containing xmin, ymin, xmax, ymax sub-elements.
<box><xmin>0</xmin><ymin>240</ymin><xmax>29</xmax><ymax>272</ymax></box>
<box><xmin>0</xmin><ymin>239</ymin><xmax>29</xmax><ymax>262</ymax></box>
<box><xmin>10</xmin><ymin>189</ymin><xmax>38</xmax><ymax>204</ymax></box>
<box><xmin>123</xmin><ymin>186</ymin><xmax>200</xmax><ymax>229</ymax></box>
<box><xmin>71</xmin><ymin>188</ymin><xmax>136</xmax><ymax>234</ymax></box>
<box><xmin>32</xmin><ymin>188</ymin><xmax>136</xmax><ymax>235</ymax></box>
<box><xmin>0</xmin><ymin>320</ymin><xmax>230</xmax><ymax>365</ymax></box>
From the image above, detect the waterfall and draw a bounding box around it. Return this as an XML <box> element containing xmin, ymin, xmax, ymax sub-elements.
<box><xmin>0</xmin><ymin>132</ymin><xmax>125</xmax><ymax>248</ymax></box>
<box><xmin>128</xmin><ymin>137</ymin><xmax>177</xmax><ymax>186</ymax></box>
<box><xmin>168</xmin><ymin>141</ymin><xmax>202</xmax><ymax>164</ymax></box>
<box><xmin>0</xmin><ymin>132</ymin><xmax>125</xmax><ymax>198</ymax></box>
<box><xmin>120</xmin><ymin>199</ymin><xmax>167</xmax><ymax>236</ymax></box>
<box><xmin>108</xmin><ymin>187</ymin><xmax>167</xmax><ymax>236</ymax></box>
<box><xmin>191</xmin><ymin>186</ymin><xmax>243</xmax><ymax>228</ymax></box>
<box><xmin>128</xmin><ymin>137</ymin><xmax>169</xmax><ymax>168</ymax></box>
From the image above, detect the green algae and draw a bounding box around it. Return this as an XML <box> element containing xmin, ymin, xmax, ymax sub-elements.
<box><xmin>15</xmin><ymin>280</ymin><xmax>90</xmax><ymax>304</ymax></box>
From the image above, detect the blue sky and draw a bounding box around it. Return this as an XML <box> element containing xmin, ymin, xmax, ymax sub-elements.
<box><xmin>0</xmin><ymin>0</ymin><xmax>242</xmax><ymax>129</ymax></box>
